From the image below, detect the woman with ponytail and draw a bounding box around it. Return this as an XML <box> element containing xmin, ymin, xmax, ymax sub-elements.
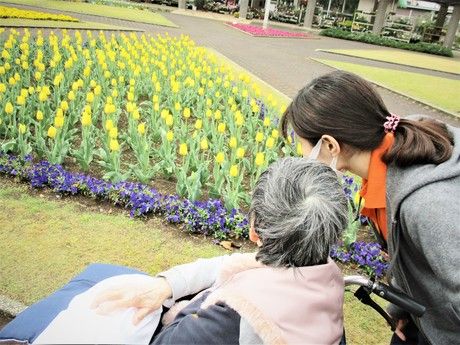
<box><xmin>281</xmin><ymin>71</ymin><xmax>459</xmax><ymax>345</ymax></box>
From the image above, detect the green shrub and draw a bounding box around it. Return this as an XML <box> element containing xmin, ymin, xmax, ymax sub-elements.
<box><xmin>320</xmin><ymin>28</ymin><xmax>453</xmax><ymax>57</ymax></box>
<box><xmin>194</xmin><ymin>0</ymin><xmax>206</xmax><ymax>10</ymax></box>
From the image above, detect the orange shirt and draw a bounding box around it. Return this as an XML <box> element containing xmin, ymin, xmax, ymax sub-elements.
<box><xmin>359</xmin><ymin>133</ymin><xmax>395</xmax><ymax>241</ymax></box>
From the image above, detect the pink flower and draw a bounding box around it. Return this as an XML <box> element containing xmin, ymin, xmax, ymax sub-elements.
<box><xmin>227</xmin><ymin>22</ymin><xmax>312</xmax><ymax>38</ymax></box>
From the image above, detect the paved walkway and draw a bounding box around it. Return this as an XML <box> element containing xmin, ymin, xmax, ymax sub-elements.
<box><xmin>2</xmin><ymin>2</ymin><xmax>459</xmax><ymax>126</ymax></box>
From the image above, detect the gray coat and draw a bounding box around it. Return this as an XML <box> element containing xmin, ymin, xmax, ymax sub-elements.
<box><xmin>386</xmin><ymin>124</ymin><xmax>460</xmax><ymax>345</ymax></box>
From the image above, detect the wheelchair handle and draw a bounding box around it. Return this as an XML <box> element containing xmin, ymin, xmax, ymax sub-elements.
<box><xmin>344</xmin><ymin>276</ymin><xmax>426</xmax><ymax>317</ymax></box>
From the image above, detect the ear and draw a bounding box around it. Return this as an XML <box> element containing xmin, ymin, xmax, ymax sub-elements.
<box><xmin>321</xmin><ymin>135</ymin><xmax>341</xmax><ymax>156</ymax></box>
<box><xmin>249</xmin><ymin>224</ymin><xmax>260</xmax><ymax>244</ymax></box>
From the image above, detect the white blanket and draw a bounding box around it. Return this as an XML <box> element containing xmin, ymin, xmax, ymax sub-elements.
<box><xmin>33</xmin><ymin>274</ymin><xmax>162</xmax><ymax>344</ymax></box>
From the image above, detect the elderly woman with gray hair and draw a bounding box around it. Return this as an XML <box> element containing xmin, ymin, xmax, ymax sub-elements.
<box><xmin>93</xmin><ymin>157</ymin><xmax>348</xmax><ymax>345</ymax></box>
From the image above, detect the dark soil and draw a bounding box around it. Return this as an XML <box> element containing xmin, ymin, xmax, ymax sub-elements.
<box><xmin>0</xmin><ymin>312</ymin><xmax>12</xmax><ymax>331</ymax></box>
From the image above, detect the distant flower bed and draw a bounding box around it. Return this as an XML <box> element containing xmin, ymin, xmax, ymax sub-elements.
<box><xmin>0</xmin><ymin>6</ymin><xmax>79</xmax><ymax>22</ymax></box>
<box><xmin>226</xmin><ymin>22</ymin><xmax>314</xmax><ymax>39</ymax></box>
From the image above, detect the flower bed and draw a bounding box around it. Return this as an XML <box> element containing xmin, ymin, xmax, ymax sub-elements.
<box><xmin>0</xmin><ymin>151</ymin><xmax>388</xmax><ymax>277</ymax></box>
<box><xmin>331</xmin><ymin>241</ymin><xmax>389</xmax><ymax>278</ymax></box>
<box><xmin>0</xmin><ymin>29</ymin><xmax>292</xmax><ymax>211</ymax></box>
<box><xmin>226</xmin><ymin>22</ymin><xmax>315</xmax><ymax>39</ymax></box>
<box><xmin>0</xmin><ymin>152</ymin><xmax>248</xmax><ymax>240</ymax></box>
<box><xmin>0</xmin><ymin>6</ymin><xmax>79</xmax><ymax>22</ymax></box>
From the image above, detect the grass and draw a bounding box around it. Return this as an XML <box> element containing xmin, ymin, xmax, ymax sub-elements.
<box><xmin>0</xmin><ymin>180</ymin><xmax>226</xmax><ymax>305</ymax></box>
<box><xmin>0</xmin><ymin>18</ymin><xmax>141</xmax><ymax>31</ymax></box>
<box><xmin>0</xmin><ymin>0</ymin><xmax>178</xmax><ymax>28</ymax></box>
<box><xmin>0</xmin><ymin>180</ymin><xmax>392</xmax><ymax>344</ymax></box>
<box><xmin>317</xmin><ymin>49</ymin><xmax>460</xmax><ymax>75</ymax></box>
<box><xmin>312</xmin><ymin>58</ymin><xmax>460</xmax><ymax>117</ymax></box>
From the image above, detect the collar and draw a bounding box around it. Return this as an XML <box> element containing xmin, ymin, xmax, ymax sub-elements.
<box><xmin>359</xmin><ymin>133</ymin><xmax>395</xmax><ymax>209</ymax></box>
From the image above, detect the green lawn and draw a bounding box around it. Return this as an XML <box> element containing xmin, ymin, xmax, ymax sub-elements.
<box><xmin>0</xmin><ymin>0</ymin><xmax>177</xmax><ymax>27</ymax></box>
<box><xmin>317</xmin><ymin>49</ymin><xmax>460</xmax><ymax>75</ymax></box>
<box><xmin>0</xmin><ymin>18</ymin><xmax>141</xmax><ymax>31</ymax></box>
<box><xmin>312</xmin><ymin>58</ymin><xmax>460</xmax><ymax>117</ymax></box>
<box><xmin>0</xmin><ymin>180</ymin><xmax>391</xmax><ymax>344</ymax></box>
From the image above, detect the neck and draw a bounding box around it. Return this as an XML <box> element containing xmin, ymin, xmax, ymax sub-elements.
<box><xmin>347</xmin><ymin>150</ymin><xmax>371</xmax><ymax>179</ymax></box>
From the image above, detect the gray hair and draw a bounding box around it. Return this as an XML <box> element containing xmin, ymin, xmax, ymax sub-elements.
<box><xmin>250</xmin><ymin>157</ymin><xmax>348</xmax><ymax>267</ymax></box>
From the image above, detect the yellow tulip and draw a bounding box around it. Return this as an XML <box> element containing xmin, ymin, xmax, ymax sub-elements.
<box><xmin>109</xmin><ymin>127</ymin><xmax>118</xmax><ymax>139</ymax></box>
<box><xmin>132</xmin><ymin>109</ymin><xmax>140</xmax><ymax>120</ymax></box>
<box><xmin>154</xmin><ymin>103</ymin><xmax>160</xmax><ymax>111</ymax></box>
<box><xmin>255</xmin><ymin>152</ymin><xmax>265</xmax><ymax>167</ymax></box>
<box><xmin>183</xmin><ymin>107</ymin><xmax>191</xmax><ymax>118</ymax></box>
<box><xmin>104</xmin><ymin>103</ymin><xmax>116</xmax><ymax>114</ymax></box>
<box><xmin>54</xmin><ymin>116</ymin><xmax>64</xmax><ymax>128</ymax></box>
<box><xmin>60</xmin><ymin>101</ymin><xmax>69</xmax><ymax>112</ymax></box>
<box><xmin>297</xmin><ymin>143</ymin><xmax>303</xmax><ymax>156</ymax></box>
<box><xmin>271</xmin><ymin>129</ymin><xmax>279</xmax><ymax>139</ymax></box>
<box><xmin>229</xmin><ymin>136</ymin><xmax>237</xmax><ymax>148</ymax></box>
<box><xmin>138</xmin><ymin>122</ymin><xmax>146</xmax><ymax>135</ymax></box>
<box><xmin>0</xmin><ymin>83</ymin><xmax>5</xmax><ymax>93</ymax></box>
<box><xmin>263</xmin><ymin>117</ymin><xmax>271</xmax><ymax>127</ymax></box>
<box><xmin>160</xmin><ymin>109</ymin><xmax>169</xmax><ymax>119</ymax></box>
<box><xmin>266</xmin><ymin>137</ymin><xmax>275</xmax><ymax>149</ymax></box>
<box><xmin>5</xmin><ymin>102</ymin><xmax>14</xmax><ymax>114</ymax></box>
<box><xmin>214</xmin><ymin>110</ymin><xmax>222</xmax><ymax>120</ymax></box>
<box><xmin>81</xmin><ymin>114</ymin><xmax>92</xmax><ymax>127</ymax></box>
<box><xmin>36</xmin><ymin>110</ymin><xmax>43</xmax><ymax>121</ymax></box>
<box><xmin>38</xmin><ymin>91</ymin><xmax>48</xmax><ymax>102</ymax></box>
<box><xmin>195</xmin><ymin>119</ymin><xmax>203</xmax><ymax>130</ymax></box>
<box><xmin>205</xmin><ymin>109</ymin><xmax>212</xmax><ymax>118</ymax></box>
<box><xmin>174</xmin><ymin>102</ymin><xmax>181</xmax><ymax>111</ymax></box>
<box><xmin>16</xmin><ymin>95</ymin><xmax>25</xmax><ymax>106</ymax></box>
<box><xmin>179</xmin><ymin>143</ymin><xmax>188</xmax><ymax>156</ymax></box>
<box><xmin>47</xmin><ymin>126</ymin><xmax>57</xmax><ymax>138</ymax></box>
<box><xmin>229</xmin><ymin>164</ymin><xmax>238</xmax><ymax>177</ymax></box>
<box><xmin>86</xmin><ymin>92</ymin><xmax>94</xmax><ymax>103</ymax></box>
<box><xmin>68</xmin><ymin>91</ymin><xmax>75</xmax><ymax>101</ymax></box>
<box><xmin>105</xmin><ymin>119</ymin><xmax>114</xmax><ymax>131</ymax></box>
<box><xmin>200</xmin><ymin>138</ymin><xmax>208</xmax><ymax>151</ymax></box>
<box><xmin>166</xmin><ymin>130</ymin><xmax>174</xmax><ymax>142</ymax></box>
<box><xmin>217</xmin><ymin>123</ymin><xmax>226</xmax><ymax>133</ymax></box>
<box><xmin>216</xmin><ymin>152</ymin><xmax>225</xmax><ymax>165</ymax></box>
<box><xmin>236</xmin><ymin>147</ymin><xmax>245</xmax><ymax>159</ymax></box>
<box><xmin>255</xmin><ymin>132</ymin><xmax>264</xmax><ymax>143</ymax></box>
<box><xmin>165</xmin><ymin>114</ymin><xmax>174</xmax><ymax>127</ymax></box>
<box><xmin>18</xmin><ymin>123</ymin><xmax>26</xmax><ymax>135</ymax></box>
<box><xmin>110</xmin><ymin>139</ymin><xmax>120</xmax><ymax>152</ymax></box>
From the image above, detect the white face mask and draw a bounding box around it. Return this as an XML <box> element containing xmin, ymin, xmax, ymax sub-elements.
<box><xmin>308</xmin><ymin>139</ymin><xmax>342</xmax><ymax>177</ymax></box>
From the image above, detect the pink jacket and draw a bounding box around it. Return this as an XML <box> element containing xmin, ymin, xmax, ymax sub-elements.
<box><xmin>201</xmin><ymin>253</ymin><xmax>344</xmax><ymax>345</ymax></box>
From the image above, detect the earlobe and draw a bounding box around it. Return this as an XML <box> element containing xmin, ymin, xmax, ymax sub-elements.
<box><xmin>249</xmin><ymin>226</ymin><xmax>259</xmax><ymax>243</ymax></box>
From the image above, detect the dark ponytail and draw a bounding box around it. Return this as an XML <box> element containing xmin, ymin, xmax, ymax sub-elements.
<box><xmin>281</xmin><ymin>71</ymin><xmax>453</xmax><ymax>167</ymax></box>
<box><xmin>383</xmin><ymin>118</ymin><xmax>453</xmax><ymax>167</ymax></box>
